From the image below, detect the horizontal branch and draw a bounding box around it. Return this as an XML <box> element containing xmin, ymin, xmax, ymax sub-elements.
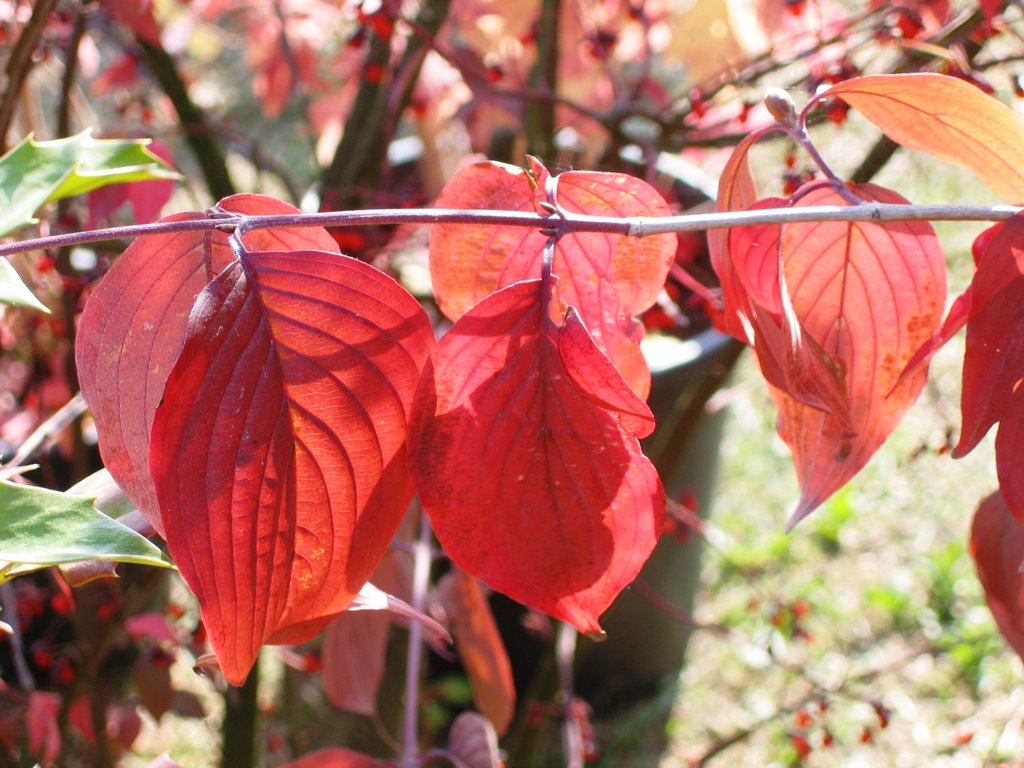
<box><xmin>0</xmin><ymin>202</ymin><xmax>1020</xmax><ymax>260</ymax></box>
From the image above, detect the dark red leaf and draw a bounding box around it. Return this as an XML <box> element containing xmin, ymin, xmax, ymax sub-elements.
<box><xmin>409</xmin><ymin>279</ymin><xmax>664</xmax><ymax>634</ymax></box>
<box><xmin>149</xmin><ymin>249</ymin><xmax>434</xmax><ymax>684</ymax></box>
<box><xmin>971</xmin><ymin>490</ymin><xmax>1024</xmax><ymax>660</ymax></box>
<box><xmin>995</xmin><ymin>390</ymin><xmax>1024</xmax><ymax>522</ymax></box>
<box><xmin>77</xmin><ymin>194</ymin><xmax>340</xmax><ymax>535</ymax></box>
<box><xmin>133</xmin><ymin>657</ymin><xmax>173</xmax><ymax>720</ymax></box>
<box><xmin>429</xmin><ymin>157</ymin><xmax>675</xmax><ymax>397</ymax></box>
<box><xmin>955</xmin><ymin>214</ymin><xmax>1024</xmax><ymax>457</ymax></box>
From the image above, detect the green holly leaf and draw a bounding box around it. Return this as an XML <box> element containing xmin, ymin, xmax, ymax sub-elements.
<box><xmin>0</xmin><ymin>480</ymin><xmax>173</xmax><ymax>583</ymax></box>
<box><xmin>0</xmin><ymin>130</ymin><xmax>178</xmax><ymax>238</ymax></box>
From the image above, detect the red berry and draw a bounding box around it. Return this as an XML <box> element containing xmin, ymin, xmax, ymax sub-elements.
<box><xmin>825</xmin><ymin>100</ymin><xmax>849</xmax><ymax>124</ymax></box>
<box><xmin>785</xmin><ymin>0</ymin><xmax>806</xmax><ymax>16</ymax></box>
<box><xmin>49</xmin><ymin>593</ymin><xmax>73</xmax><ymax>615</ymax></box>
<box><xmin>32</xmin><ymin>647</ymin><xmax>53</xmax><ymax>670</ymax></box>
<box><xmin>873</xmin><ymin>702</ymin><xmax>890</xmax><ymax>729</ymax></box>
<box><xmin>365</xmin><ymin>63</ymin><xmax>384</xmax><ymax>85</ymax></box>
<box><xmin>55</xmin><ymin>659</ymin><xmax>75</xmax><ymax>686</ymax></box>
<box><xmin>894</xmin><ymin>9</ymin><xmax>923</xmax><ymax>39</ymax></box>
<box><xmin>303</xmin><ymin>651</ymin><xmax>323</xmax><ymax>673</ymax></box>
<box><xmin>689</xmin><ymin>89</ymin><xmax>706</xmax><ymax>119</ymax></box>
<box><xmin>790</xmin><ymin>733</ymin><xmax>812</xmax><ymax>758</ymax></box>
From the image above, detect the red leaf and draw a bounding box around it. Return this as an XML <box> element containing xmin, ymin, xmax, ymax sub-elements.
<box><xmin>278</xmin><ymin>748</ymin><xmax>384</xmax><ymax>768</ymax></box>
<box><xmin>124</xmin><ymin>612</ymin><xmax>178</xmax><ymax>644</ymax></box>
<box><xmin>133</xmin><ymin>657</ymin><xmax>174</xmax><ymax>720</ymax></box>
<box><xmin>321</xmin><ymin>604</ymin><xmax>389</xmax><ymax>716</ymax></box>
<box><xmin>99</xmin><ymin>0</ymin><xmax>163</xmax><ymax>47</ymax></box>
<box><xmin>995</xmin><ymin>391</ymin><xmax>1024</xmax><ymax>522</ymax></box>
<box><xmin>824</xmin><ymin>73</ymin><xmax>1024</xmax><ymax>202</ymax></box>
<box><xmin>763</xmin><ymin>184</ymin><xmax>945</xmax><ymax>526</ymax></box>
<box><xmin>980</xmin><ymin>0</ymin><xmax>1001</xmax><ymax>25</ymax></box>
<box><xmin>78</xmin><ymin>195</ymin><xmax>340</xmax><ymax>535</ymax></box>
<box><xmin>438</xmin><ymin>568</ymin><xmax>516</xmax><ymax>736</ymax></box>
<box><xmin>319</xmin><ymin>548</ymin><xmax>407</xmax><ymax>717</ymax></box>
<box><xmin>149</xmin><ymin>249</ymin><xmax>434</xmax><ymax>684</ymax></box>
<box><xmin>970</xmin><ymin>491</ymin><xmax>1024</xmax><ymax>660</ymax></box>
<box><xmin>429</xmin><ymin>157</ymin><xmax>675</xmax><ymax>397</ymax></box>
<box><xmin>409</xmin><ymin>279</ymin><xmax>664</xmax><ymax>634</ymax></box>
<box><xmin>892</xmin><ymin>286</ymin><xmax>971</xmax><ymax>395</ymax></box>
<box><xmin>26</xmin><ymin>692</ymin><xmax>60</xmax><ymax>767</ymax></box>
<box><xmin>955</xmin><ymin>214</ymin><xmax>1024</xmax><ymax>457</ymax></box>
<box><xmin>727</xmin><ymin>199</ymin><xmax>851</xmax><ymax>427</ymax></box>
<box><xmin>707</xmin><ymin>130</ymin><xmax>762</xmax><ymax>341</ymax></box>
<box><xmin>447</xmin><ymin>712</ymin><xmax>503</xmax><ymax>768</ymax></box>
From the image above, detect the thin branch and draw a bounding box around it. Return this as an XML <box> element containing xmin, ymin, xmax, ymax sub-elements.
<box><xmin>0</xmin><ymin>202</ymin><xmax>1019</xmax><ymax>263</ymax></box>
<box><xmin>137</xmin><ymin>40</ymin><xmax>235</xmax><ymax>200</ymax></box>
<box><xmin>400</xmin><ymin>508</ymin><xmax>434</xmax><ymax>768</ymax></box>
<box><xmin>0</xmin><ymin>581</ymin><xmax>35</xmax><ymax>691</ymax></box>
<box><xmin>2</xmin><ymin>392</ymin><xmax>87</xmax><ymax>473</ymax></box>
<box><xmin>0</xmin><ymin>0</ymin><xmax>59</xmax><ymax>153</ymax></box>
<box><xmin>555</xmin><ymin>623</ymin><xmax>583</xmax><ymax>768</ymax></box>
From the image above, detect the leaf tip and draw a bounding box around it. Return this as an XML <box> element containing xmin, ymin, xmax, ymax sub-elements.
<box><xmin>584</xmin><ymin>628</ymin><xmax>608</xmax><ymax>643</ymax></box>
<box><xmin>784</xmin><ymin>499</ymin><xmax>818</xmax><ymax>533</ymax></box>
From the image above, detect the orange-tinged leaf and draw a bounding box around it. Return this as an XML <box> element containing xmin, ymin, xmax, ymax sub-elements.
<box><xmin>971</xmin><ymin>491</ymin><xmax>1024</xmax><ymax>660</ymax></box>
<box><xmin>409</xmin><ymin>279</ymin><xmax>664</xmax><ymax>634</ymax></box>
<box><xmin>430</xmin><ymin>158</ymin><xmax>675</xmax><ymax>397</ymax></box>
<box><xmin>767</xmin><ymin>184</ymin><xmax>945</xmax><ymax>526</ymax></box>
<box><xmin>438</xmin><ymin>568</ymin><xmax>516</xmax><ymax>736</ymax></box>
<box><xmin>955</xmin><ymin>215</ymin><xmax>1024</xmax><ymax>457</ymax></box>
<box><xmin>149</xmin><ymin>249</ymin><xmax>435</xmax><ymax>684</ymax></box>
<box><xmin>727</xmin><ymin>199</ymin><xmax>851</xmax><ymax>426</ymax></box>
<box><xmin>825</xmin><ymin>73</ymin><xmax>1024</xmax><ymax>202</ymax></box>
<box><xmin>77</xmin><ymin>194</ymin><xmax>339</xmax><ymax>535</ymax></box>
